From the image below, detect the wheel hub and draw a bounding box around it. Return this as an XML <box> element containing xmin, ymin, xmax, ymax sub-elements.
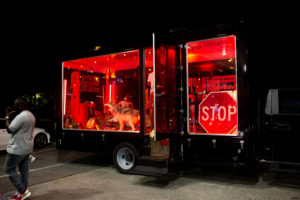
<box><xmin>117</xmin><ymin>147</ymin><xmax>135</xmax><ymax>170</ymax></box>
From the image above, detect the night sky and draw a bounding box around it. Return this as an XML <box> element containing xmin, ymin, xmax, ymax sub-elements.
<box><xmin>0</xmin><ymin>5</ymin><xmax>299</xmax><ymax>114</ymax></box>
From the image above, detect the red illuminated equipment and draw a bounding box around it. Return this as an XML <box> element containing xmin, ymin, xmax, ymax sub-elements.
<box><xmin>70</xmin><ymin>71</ymin><xmax>80</xmax><ymax>122</ymax></box>
<box><xmin>63</xmin><ymin>49</ymin><xmax>142</xmax><ymax>131</ymax></box>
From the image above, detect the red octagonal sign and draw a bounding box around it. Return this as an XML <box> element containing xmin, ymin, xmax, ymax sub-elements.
<box><xmin>198</xmin><ymin>91</ymin><xmax>238</xmax><ymax>135</ymax></box>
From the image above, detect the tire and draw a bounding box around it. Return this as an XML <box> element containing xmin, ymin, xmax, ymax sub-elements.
<box><xmin>34</xmin><ymin>133</ymin><xmax>48</xmax><ymax>148</ymax></box>
<box><xmin>113</xmin><ymin>142</ymin><xmax>137</xmax><ymax>174</ymax></box>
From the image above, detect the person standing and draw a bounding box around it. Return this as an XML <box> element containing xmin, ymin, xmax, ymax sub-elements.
<box><xmin>4</xmin><ymin>97</ymin><xmax>35</xmax><ymax>200</ymax></box>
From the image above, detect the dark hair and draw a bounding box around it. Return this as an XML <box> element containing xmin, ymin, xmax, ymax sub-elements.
<box><xmin>14</xmin><ymin>97</ymin><xmax>28</xmax><ymax>110</ymax></box>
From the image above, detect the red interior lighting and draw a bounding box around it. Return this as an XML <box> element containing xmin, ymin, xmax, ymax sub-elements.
<box><xmin>188</xmin><ymin>35</ymin><xmax>236</xmax><ymax>63</ymax></box>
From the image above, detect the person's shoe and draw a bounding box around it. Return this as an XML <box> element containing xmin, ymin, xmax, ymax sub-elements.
<box><xmin>22</xmin><ymin>189</ymin><xmax>31</xmax><ymax>200</ymax></box>
<box><xmin>8</xmin><ymin>192</ymin><xmax>22</xmax><ymax>200</ymax></box>
<box><xmin>8</xmin><ymin>189</ymin><xmax>31</xmax><ymax>200</ymax></box>
<box><xmin>8</xmin><ymin>192</ymin><xmax>20</xmax><ymax>200</ymax></box>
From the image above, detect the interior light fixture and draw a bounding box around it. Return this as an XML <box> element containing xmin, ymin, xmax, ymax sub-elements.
<box><xmin>94</xmin><ymin>46</ymin><xmax>102</xmax><ymax>51</ymax></box>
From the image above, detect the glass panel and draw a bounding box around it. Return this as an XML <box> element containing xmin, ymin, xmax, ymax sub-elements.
<box><xmin>187</xmin><ymin>35</ymin><xmax>238</xmax><ymax>135</ymax></box>
<box><xmin>62</xmin><ymin>50</ymin><xmax>140</xmax><ymax>132</ymax></box>
<box><xmin>155</xmin><ymin>45</ymin><xmax>177</xmax><ymax>134</ymax></box>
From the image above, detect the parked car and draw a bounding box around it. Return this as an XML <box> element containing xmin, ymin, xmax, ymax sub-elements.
<box><xmin>0</xmin><ymin>118</ymin><xmax>50</xmax><ymax>151</ymax></box>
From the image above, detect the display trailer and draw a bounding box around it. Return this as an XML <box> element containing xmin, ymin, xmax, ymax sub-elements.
<box><xmin>56</xmin><ymin>21</ymin><xmax>300</xmax><ymax>175</ymax></box>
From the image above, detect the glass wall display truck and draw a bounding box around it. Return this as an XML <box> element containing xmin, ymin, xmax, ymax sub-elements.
<box><xmin>56</xmin><ymin>22</ymin><xmax>300</xmax><ymax>175</ymax></box>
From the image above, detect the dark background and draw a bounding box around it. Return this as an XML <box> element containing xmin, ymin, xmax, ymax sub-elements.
<box><xmin>0</xmin><ymin>4</ymin><xmax>299</xmax><ymax>119</ymax></box>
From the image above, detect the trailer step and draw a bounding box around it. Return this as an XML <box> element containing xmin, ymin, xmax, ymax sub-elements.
<box><xmin>130</xmin><ymin>165</ymin><xmax>168</xmax><ymax>176</ymax></box>
<box><xmin>129</xmin><ymin>156</ymin><xmax>168</xmax><ymax>176</ymax></box>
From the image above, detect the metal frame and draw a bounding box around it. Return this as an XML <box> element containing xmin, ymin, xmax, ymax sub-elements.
<box><xmin>152</xmin><ymin>33</ymin><xmax>157</xmax><ymax>140</ymax></box>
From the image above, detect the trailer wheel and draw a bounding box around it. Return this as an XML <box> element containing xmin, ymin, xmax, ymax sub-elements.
<box><xmin>113</xmin><ymin>142</ymin><xmax>137</xmax><ymax>174</ymax></box>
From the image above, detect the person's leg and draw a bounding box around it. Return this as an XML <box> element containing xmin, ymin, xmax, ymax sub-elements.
<box><xmin>4</xmin><ymin>153</ymin><xmax>27</xmax><ymax>194</ymax></box>
<box><xmin>18</xmin><ymin>154</ymin><xmax>29</xmax><ymax>191</ymax></box>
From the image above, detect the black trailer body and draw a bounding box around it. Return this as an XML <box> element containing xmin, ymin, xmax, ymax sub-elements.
<box><xmin>55</xmin><ymin>21</ymin><xmax>300</xmax><ymax>175</ymax></box>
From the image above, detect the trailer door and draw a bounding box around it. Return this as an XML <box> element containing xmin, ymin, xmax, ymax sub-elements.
<box><xmin>152</xmin><ymin>33</ymin><xmax>178</xmax><ymax>138</ymax></box>
<box><xmin>186</xmin><ymin>35</ymin><xmax>238</xmax><ymax>136</ymax></box>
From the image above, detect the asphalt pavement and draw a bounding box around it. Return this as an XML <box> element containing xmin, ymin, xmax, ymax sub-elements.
<box><xmin>1</xmin><ymin>145</ymin><xmax>300</xmax><ymax>200</ymax></box>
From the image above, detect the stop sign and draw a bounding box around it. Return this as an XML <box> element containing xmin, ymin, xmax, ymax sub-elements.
<box><xmin>198</xmin><ymin>91</ymin><xmax>237</xmax><ymax>135</ymax></box>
